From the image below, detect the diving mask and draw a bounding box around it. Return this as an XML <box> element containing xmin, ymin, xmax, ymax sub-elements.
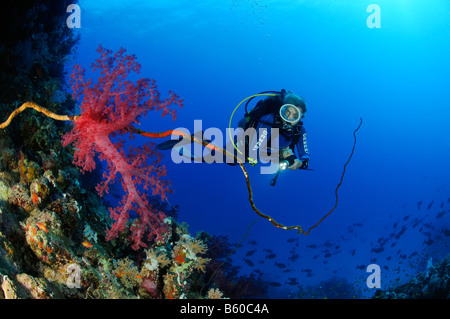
<box><xmin>279</xmin><ymin>104</ymin><xmax>302</xmax><ymax>126</ymax></box>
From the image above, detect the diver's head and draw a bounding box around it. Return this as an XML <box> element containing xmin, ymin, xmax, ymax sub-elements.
<box><xmin>281</xmin><ymin>93</ymin><xmax>307</xmax><ymax>126</ymax></box>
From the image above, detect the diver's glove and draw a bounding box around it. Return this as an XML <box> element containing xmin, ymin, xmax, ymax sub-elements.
<box><xmin>288</xmin><ymin>158</ymin><xmax>302</xmax><ymax>170</ymax></box>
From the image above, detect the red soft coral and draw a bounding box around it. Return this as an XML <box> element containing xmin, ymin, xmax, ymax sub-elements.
<box><xmin>62</xmin><ymin>45</ymin><xmax>182</xmax><ymax>250</ymax></box>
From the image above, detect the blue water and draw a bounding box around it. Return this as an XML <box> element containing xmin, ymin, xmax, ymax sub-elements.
<box><xmin>72</xmin><ymin>0</ymin><xmax>450</xmax><ymax>298</ymax></box>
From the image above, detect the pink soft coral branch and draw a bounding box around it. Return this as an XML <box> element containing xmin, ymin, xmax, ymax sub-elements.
<box><xmin>62</xmin><ymin>45</ymin><xmax>182</xmax><ymax>250</ymax></box>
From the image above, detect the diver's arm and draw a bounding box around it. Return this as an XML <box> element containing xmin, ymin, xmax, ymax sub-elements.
<box><xmin>296</xmin><ymin>127</ymin><xmax>310</xmax><ymax>169</ymax></box>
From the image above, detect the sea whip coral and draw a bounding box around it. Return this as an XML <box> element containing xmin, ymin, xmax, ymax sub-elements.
<box><xmin>62</xmin><ymin>45</ymin><xmax>182</xmax><ymax>250</ymax></box>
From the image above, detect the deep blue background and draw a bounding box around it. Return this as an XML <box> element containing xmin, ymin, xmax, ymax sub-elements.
<box><xmin>71</xmin><ymin>0</ymin><xmax>450</xmax><ymax>298</ymax></box>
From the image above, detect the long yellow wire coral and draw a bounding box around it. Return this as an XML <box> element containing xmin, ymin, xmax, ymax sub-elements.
<box><xmin>0</xmin><ymin>102</ymin><xmax>79</xmax><ymax>129</ymax></box>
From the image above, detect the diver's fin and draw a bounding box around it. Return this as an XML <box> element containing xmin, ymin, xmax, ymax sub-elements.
<box><xmin>157</xmin><ymin>137</ymin><xmax>184</xmax><ymax>150</ymax></box>
<box><xmin>157</xmin><ymin>135</ymin><xmax>201</xmax><ymax>161</ymax></box>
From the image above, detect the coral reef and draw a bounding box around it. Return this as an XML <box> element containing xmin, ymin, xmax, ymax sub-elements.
<box><xmin>374</xmin><ymin>255</ymin><xmax>450</xmax><ymax>299</ymax></box>
<box><xmin>0</xmin><ymin>152</ymin><xmax>225</xmax><ymax>299</ymax></box>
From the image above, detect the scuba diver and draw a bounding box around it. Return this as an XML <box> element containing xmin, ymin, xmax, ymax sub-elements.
<box><xmin>157</xmin><ymin>89</ymin><xmax>310</xmax><ymax>179</ymax></box>
<box><xmin>236</xmin><ymin>89</ymin><xmax>310</xmax><ymax>171</ymax></box>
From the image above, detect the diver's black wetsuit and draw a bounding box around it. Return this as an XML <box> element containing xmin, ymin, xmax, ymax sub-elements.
<box><xmin>235</xmin><ymin>92</ymin><xmax>310</xmax><ymax>167</ymax></box>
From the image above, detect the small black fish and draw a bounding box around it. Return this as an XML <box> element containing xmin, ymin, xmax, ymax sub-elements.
<box><xmin>306</xmin><ymin>244</ymin><xmax>317</xmax><ymax>249</ymax></box>
<box><xmin>427</xmin><ymin>201</ymin><xmax>434</xmax><ymax>210</ymax></box>
<box><xmin>243</xmin><ymin>258</ymin><xmax>254</xmax><ymax>267</ymax></box>
<box><xmin>302</xmin><ymin>268</ymin><xmax>312</xmax><ymax>273</ymax></box>
<box><xmin>424</xmin><ymin>239</ymin><xmax>433</xmax><ymax>246</ymax></box>
<box><xmin>417</xmin><ymin>200</ymin><xmax>422</xmax><ymax>210</ymax></box>
<box><xmin>248</xmin><ymin>240</ymin><xmax>257</xmax><ymax>245</ymax></box>
<box><xmin>245</xmin><ymin>249</ymin><xmax>257</xmax><ymax>257</ymax></box>
<box><xmin>266</xmin><ymin>253</ymin><xmax>276</xmax><ymax>259</ymax></box>
<box><xmin>395</xmin><ymin>226</ymin><xmax>407</xmax><ymax>239</ymax></box>
<box><xmin>412</xmin><ymin>218</ymin><xmax>420</xmax><ymax>228</ymax></box>
<box><xmin>269</xmin><ymin>282</ymin><xmax>281</xmax><ymax>287</ymax></box>
<box><xmin>288</xmin><ymin>254</ymin><xmax>299</xmax><ymax>262</ymax></box>
<box><xmin>372</xmin><ymin>247</ymin><xmax>384</xmax><ymax>254</ymax></box>
<box><xmin>403</xmin><ymin>215</ymin><xmax>410</xmax><ymax>221</ymax></box>
<box><xmin>274</xmin><ymin>262</ymin><xmax>286</xmax><ymax>269</ymax></box>
<box><xmin>351</xmin><ymin>249</ymin><xmax>356</xmax><ymax>256</ymax></box>
<box><xmin>287</xmin><ymin>238</ymin><xmax>297</xmax><ymax>243</ymax></box>
<box><xmin>324</xmin><ymin>253</ymin><xmax>332</xmax><ymax>258</ymax></box>
<box><xmin>438</xmin><ymin>209</ymin><xmax>447</xmax><ymax>219</ymax></box>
